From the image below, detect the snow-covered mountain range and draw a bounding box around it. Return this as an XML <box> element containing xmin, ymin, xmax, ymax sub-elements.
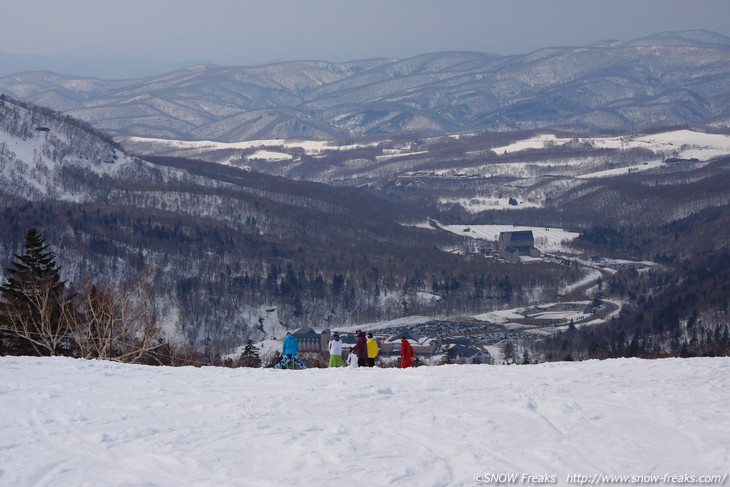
<box><xmin>1</xmin><ymin>30</ymin><xmax>729</xmax><ymax>142</ymax></box>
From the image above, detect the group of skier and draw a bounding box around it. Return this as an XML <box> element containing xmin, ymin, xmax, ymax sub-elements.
<box><xmin>344</xmin><ymin>330</ymin><xmax>379</xmax><ymax>367</ymax></box>
<box><xmin>273</xmin><ymin>330</ymin><xmax>414</xmax><ymax>369</ymax></box>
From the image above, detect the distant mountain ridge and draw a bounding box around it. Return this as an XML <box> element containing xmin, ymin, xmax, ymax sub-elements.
<box><xmin>1</xmin><ymin>30</ymin><xmax>729</xmax><ymax>142</ymax></box>
<box><xmin>627</xmin><ymin>30</ymin><xmax>730</xmax><ymax>48</ymax></box>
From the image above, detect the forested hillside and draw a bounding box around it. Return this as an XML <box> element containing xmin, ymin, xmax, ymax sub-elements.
<box><xmin>527</xmin><ymin>200</ymin><xmax>730</xmax><ymax>361</ymax></box>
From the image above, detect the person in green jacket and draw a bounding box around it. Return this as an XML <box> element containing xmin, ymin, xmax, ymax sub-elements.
<box><xmin>366</xmin><ymin>332</ymin><xmax>379</xmax><ymax>367</ymax></box>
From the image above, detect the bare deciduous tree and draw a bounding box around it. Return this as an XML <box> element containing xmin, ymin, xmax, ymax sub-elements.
<box><xmin>69</xmin><ymin>271</ymin><xmax>166</xmax><ymax>363</ymax></box>
<box><xmin>1</xmin><ymin>277</ymin><xmax>74</xmax><ymax>356</ymax></box>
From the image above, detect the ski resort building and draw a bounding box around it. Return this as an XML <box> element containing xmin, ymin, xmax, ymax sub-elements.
<box><xmin>498</xmin><ymin>230</ymin><xmax>541</xmax><ymax>263</ymax></box>
<box><xmin>292</xmin><ymin>327</ymin><xmax>331</xmax><ymax>352</ymax></box>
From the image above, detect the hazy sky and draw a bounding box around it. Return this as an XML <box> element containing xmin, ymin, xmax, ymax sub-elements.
<box><xmin>4</xmin><ymin>0</ymin><xmax>730</xmax><ymax>71</ymax></box>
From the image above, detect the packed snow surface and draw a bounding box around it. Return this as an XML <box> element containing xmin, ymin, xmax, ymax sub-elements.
<box><xmin>1</xmin><ymin>356</ymin><xmax>729</xmax><ymax>487</ymax></box>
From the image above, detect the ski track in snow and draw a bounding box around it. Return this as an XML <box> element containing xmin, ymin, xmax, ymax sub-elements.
<box><xmin>1</xmin><ymin>356</ymin><xmax>729</xmax><ymax>486</ymax></box>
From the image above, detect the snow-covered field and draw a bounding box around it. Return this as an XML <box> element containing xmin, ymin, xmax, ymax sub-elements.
<box><xmin>124</xmin><ymin>129</ymin><xmax>730</xmax><ymax>185</ymax></box>
<box><xmin>492</xmin><ymin>130</ymin><xmax>730</xmax><ymax>161</ymax></box>
<box><xmin>439</xmin><ymin>196</ymin><xmax>544</xmax><ymax>212</ymax></box>
<box><xmin>474</xmin><ymin>303</ymin><xmax>592</xmax><ymax>326</ymax></box>
<box><xmin>439</xmin><ymin>224</ymin><xmax>580</xmax><ymax>253</ymax></box>
<box><xmin>487</xmin><ymin>129</ymin><xmax>730</xmax><ymax>181</ymax></box>
<box><xmin>2</xmin><ymin>356</ymin><xmax>728</xmax><ymax>487</ymax></box>
<box><xmin>129</xmin><ymin>129</ymin><xmax>730</xmax><ymax>167</ymax></box>
<box><xmin>576</xmin><ymin>160</ymin><xmax>665</xmax><ymax>179</ymax></box>
<box><xmin>125</xmin><ymin>136</ymin><xmax>378</xmax><ymax>158</ymax></box>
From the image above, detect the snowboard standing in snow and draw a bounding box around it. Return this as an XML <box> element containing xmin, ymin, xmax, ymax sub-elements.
<box><xmin>347</xmin><ymin>352</ymin><xmax>359</xmax><ymax>368</ymax></box>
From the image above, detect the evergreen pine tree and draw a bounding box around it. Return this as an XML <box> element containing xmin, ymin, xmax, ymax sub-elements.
<box><xmin>522</xmin><ymin>349</ymin><xmax>531</xmax><ymax>365</ymax></box>
<box><xmin>238</xmin><ymin>339</ymin><xmax>262</xmax><ymax>368</ymax></box>
<box><xmin>0</xmin><ymin>228</ymin><xmax>71</xmax><ymax>356</ymax></box>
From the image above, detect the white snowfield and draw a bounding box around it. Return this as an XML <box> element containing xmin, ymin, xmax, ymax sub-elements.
<box><xmin>439</xmin><ymin>224</ymin><xmax>580</xmax><ymax>253</ymax></box>
<box><xmin>492</xmin><ymin>130</ymin><xmax>730</xmax><ymax>159</ymax></box>
<box><xmin>1</xmin><ymin>356</ymin><xmax>729</xmax><ymax>487</ymax></box>
<box><xmin>125</xmin><ymin>136</ymin><xmax>377</xmax><ymax>157</ymax></box>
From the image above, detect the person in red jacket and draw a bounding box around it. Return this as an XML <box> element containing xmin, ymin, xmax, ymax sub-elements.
<box><xmin>399</xmin><ymin>336</ymin><xmax>414</xmax><ymax>368</ymax></box>
<box><xmin>352</xmin><ymin>330</ymin><xmax>369</xmax><ymax>367</ymax></box>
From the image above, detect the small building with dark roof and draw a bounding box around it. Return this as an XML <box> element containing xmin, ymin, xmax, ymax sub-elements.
<box><xmin>498</xmin><ymin>231</ymin><xmax>540</xmax><ymax>263</ymax></box>
<box><xmin>442</xmin><ymin>344</ymin><xmax>492</xmax><ymax>364</ymax></box>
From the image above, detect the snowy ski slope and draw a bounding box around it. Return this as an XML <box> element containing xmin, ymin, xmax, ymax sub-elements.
<box><xmin>1</xmin><ymin>356</ymin><xmax>728</xmax><ymax>487</ymax></box>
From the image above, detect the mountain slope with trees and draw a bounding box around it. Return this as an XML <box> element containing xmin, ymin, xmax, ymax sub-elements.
<box><xmin>0</xmin><ymin>97</ymin><xmax>579</xmax><ymax>360</ymax></box>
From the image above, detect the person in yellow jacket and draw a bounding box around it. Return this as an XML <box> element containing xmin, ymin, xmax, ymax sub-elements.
<box><xmin>366</xmin><ymin>332</ymin><xmax>379</xmax><ymax>367</ymax></box>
